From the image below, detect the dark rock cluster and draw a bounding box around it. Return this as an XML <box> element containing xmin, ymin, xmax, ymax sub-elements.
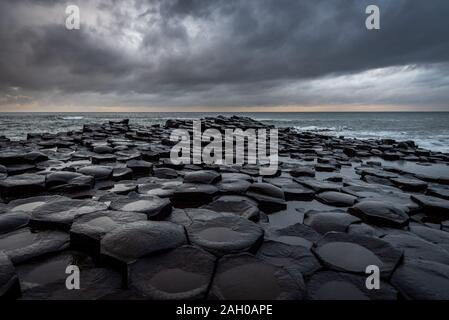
<box><xmin>1</xmin><ymin>115</ymin><xmax>449</xmax><ymax>300</ymax></box>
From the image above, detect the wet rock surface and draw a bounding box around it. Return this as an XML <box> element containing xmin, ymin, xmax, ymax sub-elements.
<box><xmin>1</xmin><ymin>115</ymin><xmax>449</xmax><ymax>299</ymax></box>
<box><xmin>186</xmin><ymin>215</ymin><xmax>264</xmax><ymax>256</ymax></box>
<box><xmin>209</xmin><ymin>253</ymin><xmax>306</xmax><ymax>300</ymax></box>
<box><xmin>129</xmin><ymin>246</ymin><xmax>215</xmax><ymax>299</ymax></box>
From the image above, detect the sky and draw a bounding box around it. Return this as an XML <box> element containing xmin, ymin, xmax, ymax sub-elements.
<box><xmin>0</xmin><ymin>0</ymin><xmax>449</xmax><ymax>112</ymax></box>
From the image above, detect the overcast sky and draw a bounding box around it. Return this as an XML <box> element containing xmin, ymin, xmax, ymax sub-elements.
<box><xmin>1</xmin><ymin>0</ymin><xmax>449</xmax><ymax>112</ymax></box>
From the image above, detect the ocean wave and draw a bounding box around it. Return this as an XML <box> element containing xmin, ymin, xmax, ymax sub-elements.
<box><xmin>61</xmin><ymin>116</ymin><xmax>84</xmax><ymax>120</ymax></box>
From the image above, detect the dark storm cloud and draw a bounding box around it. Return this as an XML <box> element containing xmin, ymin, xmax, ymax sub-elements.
<box><xmin>0</xmin><ymin>0</ymin><xmax>449</xmax><ymax>108</ymax></box>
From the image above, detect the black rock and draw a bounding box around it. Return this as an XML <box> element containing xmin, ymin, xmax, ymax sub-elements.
<box><xmin>101</xmin><ymin>221</ymin><xmax>187</xmax><ymax>266</ymax></box>
<box><xmin>409</xmin><ymin>224</ymin><xmax>449</xmax><ymax>252</ymax></box>
<box><xmin>186</xmin><ymin>215</ymin><xmax>264</xmax><ymax>256</ymax></box>
<box><xmin>391</xmin><ymin>258</ymin><xmax>449</xmax><ymax>300</ymax></box>
<box><xmin>267</xmin><ymin>223</ymin><xmax>321</xmax><ymax>248</ymax></box>
<box><xmin>78</xmin><ymin>165</ymin><xmax>113</xmax><ymax>180</ymax></box>
<box><xmin>209</xmin><ymin>253</ymin><xmax>305</xmax><ymax>300</ymax></box>
<box><xmin>202</xmin><ymin>195</ymin><xmax>260</xmax><ymax>221</ymax></box>
<box><xmin>153</xmin><ymin>167</ymin><xmax>178</xmax><ymax>179</ymax></box>
<box><xmin>316</xmin><ymin>191</ymin><xmax>357</xmax><ymax>207</ymax></box>
<box><xmin>70</xmin><ymin>210</ymin><xmax>147</xmax><ymax>256</ymax></box>
<box><xmin>216</xmin><ymin>179</ymin><xmax>251</xmax><ymax>195</ymax></box>
<box><xmin>0</xmin><ymin>212</ymin><xmax>30</xmax><ymax>235</ymax></box>
<box><xmin>289</xmin><ymin>166</ymin><xmax>315</xmax><ymax>178</ymax></box>
<box><xmin>0</xmin><ymin>252</ymin><xmax>21</xmax><ymax>299</ymax></box>
<box><xmin>138</xmin><ymin>180</ymin><xmax>183</xmax><ymax>198</ymax></box>
<box><xmin>348</xmin><ymin>200</ymin><xmax>409</xmax><ymax>228</ymax></box>
<box><xmin>126</xmin><ymin>160</ymin><xmax>153</xmax><ymax>175</ymax></box>
<box><xmin>30</xmin><ymin>199</ymin><xmax>108</xmax><ymax>230</ymax></box>
<box><xmin>246</xmin><ymin>182</ymin><xmax>286</xmax><ymax>213</ymax></box>
<box><xmin>184</xmin><ymin>170</ymin><xmax>221</xmax><ymax>184</ymax></box>
<box><xmin>6</xmin><ymin>195</ymin><xmax>67</xmax><ymax>213</ymax></box>
<box><xmin>411</xmin><ymin>194</ymin><xmax>449</xmax><ymax>219</ymax></box>
<box><xmin>304</xmin><ymin>210</ymin><xmax>360</xmax><ymax>235</ymax></box>
<box><xmin>109</xmin><ymin>182</ymin><xmax>138</xmax><ymax>195</ymax></box>
<box><xmin>46</xmin><ymin>172</ymin><xmax>94</xmax><ymax>191</ymax></box>
<box><xmin>129</xmin><ymin>246</ymin><xmax>216</xmax><ymax>299</ymax></box>
<box><xmin>0</xmin><ymin>228</ymin><xmax>69</xmax><ymax>264</ymax></box>
<box><xmin>383</xmin><ymin>234</ymin><xmax>449</xmax><ymax>265</ymax></box>
<box><xmin>0</xmin><ymin>174</ymin><xmax>46</xmax><ymax>198</ymax></box>
<box><xmin>256</xmin><ymin>240</ymin><xmax>321</xmax><ymax>277</ymax></box>
<box><xmin>263</xmin><ymin>177</ymin><xmax>314</xmax><ymax>201</ymax></box>
<box><xmin>294</xmin><ymin>178</ymin><xmax>340</xmax><ymax>193</ymax></box>
<box><xmin>109</xmin><ymin>195</ymin><xmax>172</xmax><ymax>220</ymax></box>
<box><xmin>307</xmin><ymin>271</ymin><xmax>397</xmax><ymax>300</ymax></box>
<box><xmin>312</xmin><ymin>232</ymin><xmax>403</xmax><ymax>278</ymax></box>
<box><xmin>390</xmin><ymin>177</ymin><xmax>428</xmax><ymax>192</ymax></box>
<box><xmin>172</xmin><ymin>183</ymin><xmax>219</xmax><ymax>207</ymax></box>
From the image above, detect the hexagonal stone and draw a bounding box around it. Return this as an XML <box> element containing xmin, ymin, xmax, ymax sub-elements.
<box><xmin>0</xmin><ymin>252</ymin><xmax>20</xmax><ymax>299</ymax></box>
<box><xmin>184</xmin><ymin>170</ymin><xmax>221</xmax><ymax>184</ymax></box>
<box><xmin>109</xmin><ymin>196</ymin><xmax>172</xmax><ymax>220</ymax></box>
<box><xmin>101</xmin><ymin>221</ymin><xmax>187</xmax><ymax>266</ymax></box>
<box><xmin>109</xmin><ymin>181</ymin><xmax>137</xmax><ymax>195</ymax></box>
<box><xmin>316</xmin><ymin>192</ymin><xmax>357</xmax><ymax>207</ymax></box>
<box><xmin>0</xmin><ymin>228</ymin><xmax>69</xmax><ymax>264</ymax></box>
<box><xmin>391</xmin><ymin>258</ymin><xmax>449</xmax><ymax>300</ymax></box>
<box><xmin>348</xmin><ymin>200</ymin><xmax>409</xmax><ymax>228</ymax></box>
<box><xmin>153</xmin><ymin>167</ymin><xmax>178</xmax><ymax>179</ymax></box>
<box><xmin>173</xmin><ymin>183</ymin><xmax>219</xmax><ymax>207</ymax></box>
<box><xmin>112</xmin><ymin>167</ymin><xmax>133</xmax><ymax>181</ymax></box>
<box><xmin>221</xmin><ymin>173</ymin><xmax>253</xmax><ymax>182</ymax></box>
<box><xmin>246</xmin><ymin>182</ymin><xmax>286</xmax><ymax>213</ymax></box>
<box><xmin>78</xmin><ymin>165</ymin><xmax>113</xmax><ymax>180</ymax></box>
<box><xmin>409</xmin><ymin>224</ymin><xmax>449</xmax><ymax>252</ymax></box>
<box><xmin>186</xmin><ymin>215</ymin><xmax>264</xmax><ymax>256</ymax></box>
<box><xmin>91</xmin><ymin>154</ymin><xmax>117</xmax><ymax>164</ymax></box>
<box><xmin>304</xmin><ymin>210</ymin><xmax>360</xmax><ymax>235</ymax></box>
<box><xmin>313</xmin><ymin>232</ymin><xmax>403</xmax><ymax>278</ymax></box>
<box><xmin>390</xmin><ymin>177</ymin><xmax>428</xmax><ymax>192</ymax></box>
<box><xmin>427</xmin><ymin>187</ymin><xmax>449</xmax><ymax>200</ymax></box>
<box><xmin>209</xmin><ymin>253</ymin><xmax>305</xmax><ymax>300</ymax></box>
<box><xmin>383</xmin><ymin>234</ymin><xmax>449</xmax><ymax>265</ymax></box>
<box><xmin>263</xmin><ymin>177</ymin><xmax>314</xmax><ymax>201</ymax></box>
<box><xmin>256</xmin><ymin>240</ymin><xmax>321</xmax><ymax>277</ymax></box>
<box><xmin>17</xmin><ymin>251</ymin><xmax>94</xmax><ymax>290</ymax></box>
<box><xmin>411</xmin><ymin>194</ymin><xmax>449</xmax><ymax>219</ymax></box>
<box><xmin>70</xmin><ymin>210</ymin><xmax>147</xmax><ymax>256</ymax></box>
<box><xmin>46</xmin><ymin>172</ymin><xmax>94</xmax><ymax>191</ymax></box>
<box><xmin>294</xmin><ymin>178</ymin><xmax>340</xmax><ymax>193</ymax></box>
<box><xmin>342</xmin><ymin>184</ymin><xmax>419</xmax><ymax>214</ymax></box>
<box><xmin>17</xmin><ymin>251</ymin><xmax>123</xmax><ymax>300</ymax></box>
<box><xmin>138</xmin><ymin>180</ymin><xmax>183</xmax><ymax>198</ymax></box>
<box><xmin>126</xmin><ymin>160</ymin><xmax>153</xmax><ymax>175</ymax></box>
<box><xmin>0</xmin><ymin>212</ymin><xmax>30</xmax><ymax>235</ymax></box>
<box><xmin>289</xmin><ymin>166</ymin><xmax>315</xmax><ymax>178</ymax></box>
<box><xmin>0</xmin><ymin>174</ymin><xmax>45</xmax><ymax>198</ymax></box>
<box><xmin>216</xmin><ymin>179</ymin><xmax>251</xmax><ymax>195</ymax></box>
<box><xmin>30</xmin><ymin>199</ymin><xmax>108</xmax><ymax>230</ymax></box>
<box><xmin>267</xmin><ymin>223</ymin><xmax>321</xmax><ymax>248</ymax></box>
<box><xmin>6</xmin><ymin>195</ymin><xmax>68</xmax><ymax>213</ymax></box>
<box><xmin>202</xmin><ymin>196</ymin><xmax>260</xmax><ymax>221</ymax></box>
<box><xmin>307</xmin><ymin>271</ymin><xmax>398</xmax><ymax>300</ymax></box>
<box><xmin>129</xmin><ymin>246</ymin><xmax>216</xmax><ymax>299</ymax></box>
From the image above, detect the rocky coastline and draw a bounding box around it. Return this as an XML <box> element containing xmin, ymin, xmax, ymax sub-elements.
<box><xmin>1</xmin><ymin>115</ymin><xmax>449</xmax><ymax>300</ymax></box>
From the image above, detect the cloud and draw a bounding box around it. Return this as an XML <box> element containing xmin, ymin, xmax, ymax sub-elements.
<box><xmin>0</xmin><ymin>0</ymin><xmax>449</xmax><ymax>110</ymax></box>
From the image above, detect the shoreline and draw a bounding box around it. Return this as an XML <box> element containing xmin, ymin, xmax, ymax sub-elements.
<box><xmin>0</xmin><ymin>115</ymin><xmax>449</xmax><ymax>300</ymax></box>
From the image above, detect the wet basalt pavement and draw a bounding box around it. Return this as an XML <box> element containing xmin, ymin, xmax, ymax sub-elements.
<box><xmin>1</xmin><ymin>115</ymin><xmax>449</xmax><ymax>300</ymax></box>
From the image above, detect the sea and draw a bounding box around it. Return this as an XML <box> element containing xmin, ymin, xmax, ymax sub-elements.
<box><xmin>0</xmin><ymin>112</ymin><xmax>448</xmax><ymax>153</ymax></box>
